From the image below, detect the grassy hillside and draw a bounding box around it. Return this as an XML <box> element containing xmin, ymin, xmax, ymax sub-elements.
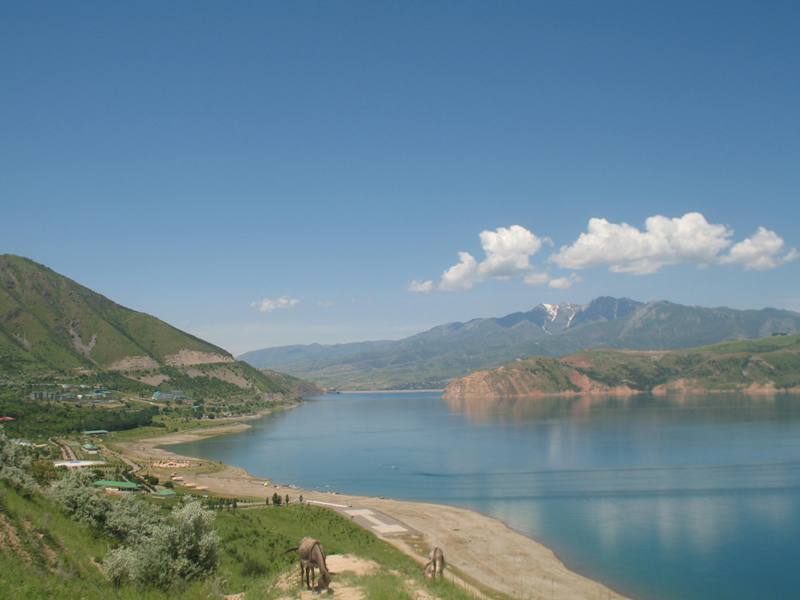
<box><xmin>260</xmin><ymin>369</ymin><xmax>325</xmax><ymax>396</ymax></box>
<box><xmin>0</xmin><ymin>254</ymin><xmax>228</xmax><ymax>373</ymax></box>
<box><xmin>0</xmin><ymin>255</ymin><xmax>313</xmax><ymax>402</ymax></box>
<box><xmin>0</xmin><ymin>482</ymin><xmax>473</xmax><ymax>600</ymax></box>
<box><xmin>445</xmin><ymin>334</ymin><xmax>800</xmax><ymax>399</ymax></box>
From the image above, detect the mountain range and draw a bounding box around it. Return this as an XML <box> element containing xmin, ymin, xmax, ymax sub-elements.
<box><xmin>239</xmin><ymin>297</ymin><xmax>800</xmax><ymax>389</ymax></box>
<box><xmin>0</xmin><ymin>254</ymin><xmax>301</xmax><ymax>398</ymax></box>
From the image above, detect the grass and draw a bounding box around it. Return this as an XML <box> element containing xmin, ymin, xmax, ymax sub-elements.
<box><xmin>213</xmin><ymin>504</ymin><xmax>477</xmax><ymax>598</ymax></box>
<box><xmin>0</xmin><ymin>483</ymin><xmax>478</xmax><ymax>600</ymax></box>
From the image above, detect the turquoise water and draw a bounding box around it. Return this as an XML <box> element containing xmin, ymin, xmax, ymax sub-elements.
<box><xmin>171</xmin><ymin>392</ymin><xmax>800</xmax><ymax>599</ymax></box>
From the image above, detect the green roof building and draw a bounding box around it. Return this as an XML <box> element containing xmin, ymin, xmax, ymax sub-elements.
<box><xmin>153</xmin><ymin>489</ymin><xmax>177</xmax><ymax>498</ymax></box>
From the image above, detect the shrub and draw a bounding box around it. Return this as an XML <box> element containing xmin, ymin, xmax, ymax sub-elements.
<box><xmin>105</xmin><ymin>495</ymin><xmax>162</xmax><ymax>543</ymax></box>
<box><xmin>48</xmin><ymin>469</ymin><xmax>111</xmax><ymax>529</ymax></box>
<box><xmin>0</xmin><ymin>430</ymin><xmax>38</xmax><ymax>496</ymax></box>
<box><xmin>104</xmin><ymin>500</ymin><xmax>219</xmax><ymax>590</ymax></box>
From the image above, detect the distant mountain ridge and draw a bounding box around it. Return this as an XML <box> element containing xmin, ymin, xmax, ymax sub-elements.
<box><xmin>0</xmin><ymin>254</ymin><xmax>299</xmax><ymax>398</ymax></box>
<box><xmin>239</xmin><ymin>297</ymin><xmax>800</xmax><ymax>389</ymax></box>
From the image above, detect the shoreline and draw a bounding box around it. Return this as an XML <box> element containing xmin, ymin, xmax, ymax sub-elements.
<box><xmin>334</xmin><ymin>388</ymin><xmax>445</xmax><ymax>393</ymax></box>
<box><xmin>110</xmin><ymin>401</ymin><xmax>627</xmax><ymax>600</ymax></box>
<box><xmin>444</xmin><ymin>384</ymin><xmax>800</xmax><ymax>401</ymax></box>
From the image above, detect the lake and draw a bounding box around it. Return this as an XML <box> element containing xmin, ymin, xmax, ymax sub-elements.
<box><xmin>170</xmin><ymin>392</ymin><xmax>800</xmax><ymax>600</ymax></box>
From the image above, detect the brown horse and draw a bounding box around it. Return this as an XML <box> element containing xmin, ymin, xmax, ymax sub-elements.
<box><xmin>296</xmin><ymin>537</ymin><xmax>331</xmax><ymax>590</ymax></box>
<box><xmin>424</xmin><ymin>546</ymin><xmax>445</xmax><ymax>579</ymax></box>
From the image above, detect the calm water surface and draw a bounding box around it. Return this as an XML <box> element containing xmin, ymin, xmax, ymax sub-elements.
<box><xmin>171</xmin><ymin>392</ymin><xmax>800</xmax><ymax>600</ymax></box>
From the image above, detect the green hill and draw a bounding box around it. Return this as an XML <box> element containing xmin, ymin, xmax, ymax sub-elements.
<box><xmin>0</xmin><ymin>254</ymin><xmax>296</xmax><ymax>399</ymax></box>
<box><xmin>444</xmin><ymin>334</ymin><xmax>800</xmax><ymax>400</ymax></box>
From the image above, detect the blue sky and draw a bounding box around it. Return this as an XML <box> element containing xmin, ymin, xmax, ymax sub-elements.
<box><xmin>2</xmin><ymin>2</ymin><xmax>799</xmax><ymax>354</ymax></box>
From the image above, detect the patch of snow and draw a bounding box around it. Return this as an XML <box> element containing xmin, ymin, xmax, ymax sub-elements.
<box><xmin>542</xmin><ymin>303</ymin><xmax>558</xmax><ymax>321</ymax></box>
<box><xmin>566</xmin><ymin>308</ymin><xmax>577</xmax><ymax>328</ymax></box>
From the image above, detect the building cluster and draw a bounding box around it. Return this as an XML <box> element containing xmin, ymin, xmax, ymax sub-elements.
<box><xmin>29</xmin><ymin>385</ymin><xmax>115</xmax><ymax>403</ymax></box>
<box><xmin>151</xmin><ymin>390</ymin><xmax>187</xmax><ymax>402</ymax></box>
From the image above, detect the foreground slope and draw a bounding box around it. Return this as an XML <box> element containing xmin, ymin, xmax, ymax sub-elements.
<box><xmin>0</xmin><ymin>481</ymin><xmax>478</xmax><ymax>600</ymax></box>
<box><xmin>444</xmin><ymin>334</ymin><xmax>800</xmax><ymax>400</ymax></box>
<box><xmin>240</xmin><ymin>297</ymin><xmax>800</xmax><ymax>389</ymax></box>
<box><xmin>0</xmin><ymin>254</ymin><xmax>294</xmax><ymax>397</ymax></box>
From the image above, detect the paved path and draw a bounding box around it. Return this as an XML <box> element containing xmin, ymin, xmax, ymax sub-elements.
<box><xmin>53</xmin><ymin>438</ymin><xmax>76</xmax><ymax>460</ymax></box>
<box><xmin>306</xmin><ymin>499</ymin><xmax>415</xmax><ymax>537</ymax></box>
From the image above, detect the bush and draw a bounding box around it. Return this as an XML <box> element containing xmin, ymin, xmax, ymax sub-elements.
<box><xmin>48</xmin><ymin>469</ymin><xmax>111</xmax><ymax>530</ymax></box>
<box><xmin>0</xmin><ymin>430</ymin><xmax>38</xmax><ymax>496</ymax></box>
<box><xmin>105</xmin><ymin>495</ymin><xmax>162</xmax><ymax>543</ymax></box>
<box><xmin>104</xmin><ymin>500</ymin><xmax>219</xmax><ymax>589</ymax></box>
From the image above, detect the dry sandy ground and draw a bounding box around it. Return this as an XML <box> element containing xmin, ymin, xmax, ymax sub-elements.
<box><xmin>114</xmin><ymin>422</ymin><xmax>626</xmax><ymax>600</ymax></box>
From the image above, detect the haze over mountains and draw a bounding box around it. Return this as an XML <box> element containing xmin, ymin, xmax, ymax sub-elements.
<box><xmin>240</xmin><ymin>297</ymin><xmax>800</xmax><ymax>389</ymax></box>
<box><xmin>0</xmin><ymin>254</ymin><xmax>299</xmax><ymax>397</ymax></box>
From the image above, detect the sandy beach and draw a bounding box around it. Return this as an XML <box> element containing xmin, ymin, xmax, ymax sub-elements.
<box><xmin>111</xmin><ymin>416</ymin><xmax>626</xmax><ymax>600</ymax></box>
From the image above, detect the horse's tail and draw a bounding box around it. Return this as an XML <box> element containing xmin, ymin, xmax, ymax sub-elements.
<box><xmin>284</xmin><ymin>546</ymin><xmax>299</xmax><ymax>554</ymax></box>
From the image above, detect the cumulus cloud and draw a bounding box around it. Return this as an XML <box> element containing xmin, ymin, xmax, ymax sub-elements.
<box><xmin>250</xmin><ymin>296</ymin><xmax>299</xmax><ymax>313</ymax></box>
<box><xmin>552</xmin><ymin>212</ymin><xmax>796</xmax><ymax>274</ymax></box>
<box><xmin>551</xmin><ymin>212</ymin><xmax>731</xmax><ymax>274</ymax></box>
<box><xmin>408</xmin><ymin>279</ymin><xmax>434</xmax><ymax>293</ymax></box>
<box><xmin>720</xmin><ymin>227</ymin><xmax>799</xmax><ymax>270</ymax></box>
<box><xmin>409</xmin><ymin>213</ymin><xmax>794</xmax><ymax>294</ymax></box>
<box><xmin>440</xmin><ymin>251</ymin><xmax>479</xmax><ymax>291</ymax></box>
<box><xmin>438</xmin><ymin>225</ymin><xmax>547</xmax><ymax>291</ymax></box>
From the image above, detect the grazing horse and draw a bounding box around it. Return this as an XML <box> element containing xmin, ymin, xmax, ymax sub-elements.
<box><xmin>295</xmin><ymin>537</ymin><xmax>331</xmax><ymax>591</ymax></box>
<box><xmin>424</xmin><ymin>546</ymin><xmax>445</xmax><ymax>580</ymax></box>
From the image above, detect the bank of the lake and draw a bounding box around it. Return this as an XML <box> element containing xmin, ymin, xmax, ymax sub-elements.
<box><xmin>164</xmin><ymin>391</ymin><xmax>800</xmax><ymax>600</ymax></box>
<box><xmin>111</xmin><ymin>404</ymin><xmax>625</xmax><ymax>600</ymax></box>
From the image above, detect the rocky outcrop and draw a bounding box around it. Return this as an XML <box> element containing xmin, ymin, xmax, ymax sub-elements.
<box><xmin>444</xmin><ymin>335</ymin><xmax>800</xmax><ymax>401</ymax></box>
<box><xmin>164</xmin><ymin>350</ymin><xmax>233</xmax><ymax>367</ymax></box>
<box><xmin>107</xmin><ymin>356</ymin><xmax>160</xmax><ymax>371</ymax></box>
<box><xmin>444</xmin><ymin>359</ymin><xmax>638</xmax><ymax>401</ymax></box>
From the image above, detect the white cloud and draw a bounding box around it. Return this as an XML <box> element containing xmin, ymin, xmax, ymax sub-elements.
<box><xmin>551</xmin><ymin>212</ymin><xmax>796</xmax><ymax>275</ymax></box>
<box><xmin>476</xmin><ymin>225</ymin><xmax>544</xmax><ymax>278</ymax></box>
<box><xmin>552</xmin><ymin>212</ymin><xmax>732</xmax><ymax>274</ymax></box>
<box><xmin>407</xmin><ymin>279</ymin><xmax>434</xmax><ymax>293</ymax></box>
<box><xmin>411</xmin><ymin>213</ymin><xmax>795</xmax><ymax>295</ymax></box>
<box><xmin>316</xmin><ymin>300</ymin><xmax>336</xmax><ymax>308</ymax></box>
<box><xmin>440</xmin><ymin>251</ymin><xmax>479</xmax><ymax>291</ymax></box>
<box><xmin>250</xmin><ymin>296</ymin><xmax>299</xmax><ymax>313</ymax></box>
<box><xmin>438</xmin><ymin>225</ymin><xmax>546</xmax><ymax>291</ymax></box>
<box><xmin>720</xmin><ymin>227</ymin><xmax>799</xmax><ymax>271</ymax></box>
<box><xmin>548</xmin><ymin>274</ymin><xmax>581</xmax><ymax>289</ymax></box>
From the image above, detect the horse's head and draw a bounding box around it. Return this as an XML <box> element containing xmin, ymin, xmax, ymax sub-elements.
<box><xmin>424</xmin><ymin>560</ymin><xmax>435</xmax><ymax>580</ymax></box>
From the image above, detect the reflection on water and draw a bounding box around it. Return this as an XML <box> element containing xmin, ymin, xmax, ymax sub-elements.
<box><xmin>445</xmin><ymin>391</ymin><xmax>788</xmax><ymax>423</ymax></box>
<box><xmin>171</xmin><ymin>392</ymin><xmax>800</xmax><ymax>600</ymax></box>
